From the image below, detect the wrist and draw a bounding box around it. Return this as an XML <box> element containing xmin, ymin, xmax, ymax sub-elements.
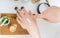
<box><xmin>27</xmin><ymin>25</ymin><xmax>41</xmax><ymax>38</ymax></box>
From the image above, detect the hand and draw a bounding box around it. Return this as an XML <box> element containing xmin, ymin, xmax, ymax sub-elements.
<box><xmin>37</xmin><ymin>6</ymin><xmax>60</xmax><ymax>23</ymax></box>
<box><xmin>16</xmin><ymin>8</ymin><xmax>40</xmax><ymax>38</ymax></box>
<box><xmin>16</xmin><ymin>8</ymin><xmax>37</xmax><ymax>30</ymax></box>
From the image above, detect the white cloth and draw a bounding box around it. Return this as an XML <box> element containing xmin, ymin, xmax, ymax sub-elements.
<box><xmin>37</xmin><ymin>19</ymin><xmax>60</xmax><ymax>38</ymax></box>
<box><xmin>48</xmin><ymin>0</ymin><xmax>60</xmax><ymax>7</ymax></box>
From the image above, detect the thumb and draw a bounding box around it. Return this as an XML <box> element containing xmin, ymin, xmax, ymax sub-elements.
<box><xmin>32</xmin><ymin>14</ymin><xmax>44</xmax><ymax>19</ymax></box>
<box><xmin>36</xmin><ymin>14</ymin><xmax>45</xmax><ymax>19</ymax></box>
<box><xmin>37</xmin><ymin>14</ymin><xmax>49</xmax><ymax>21</ymax></box>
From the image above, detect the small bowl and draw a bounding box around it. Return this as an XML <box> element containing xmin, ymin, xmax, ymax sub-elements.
<box><xmin>37</xmin><ymin>2</ymin><xmax>50</xmax><ymax>14</ymax></box>
<box><xmin>0</xmin><ymin>16</ymin><xmax>10</xmax><ymax>26</ymax></box>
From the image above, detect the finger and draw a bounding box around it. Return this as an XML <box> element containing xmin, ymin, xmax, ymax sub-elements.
<box><xmin>17</xmin><ymin>14</ymin><xmax>25</xmax><ymax>23</ymax></box>
<box><xmin>37</xmin><ymin>14</ymin><xmax>47</xmax><ymax>19</ymax></box>
<box><xmin>33</xmin><ymin>14</ymin><xmax>37</xmax><ymax>19</ymax></box>
<box><xmin>20</xmin><ymin>9</ymin><xmax>28</xmax><ymax>17</ymax></box>
<box><xmin>16</xmin><ymin>17</ymin><xmax>22</xmax><ymax>25</ymax></box>
<box><xmin>21</xmin><ymin>9</ymin><xmax>25</xmax><ymax>14</ymax></box>
<box><xmin>19</xmin><ymin>11</ymin><xmax>24</xmax><ymax>18</ymax></box>
<box><xmin>29</xmin><ymin>11</ymin><xmax>32</xmax><ymax>15</ymax></box>
<box><xmin>16</xmin><ymin>18</ymin><xmax>23</xmax><ymax>27</ymax></box>
<box><xmin>17</xmin><ymin>9</ymin><xmax>25</xmax><ymax>18</ymax></box>
<box><xmin>17</xmin><ymin>8</ymin><xmax>27</xmax><ymax>15</ymax></box>
<box><xmin>16</xmin><ymin>17</ymin><xmax>26</xmax><ymax>29</ymax></box>
<box><xmin>16</xmin><ymin>13</ymin><xmax>22</xmax><ymax>19</ymax></box>
<box><xmin>21</xmin><ymin>7</ymin><xmax>24</xmax><ymax>10</ymax></box>
<box><xmin>17</xmin><ymin>11</ymin><xmax>26</xmax><ymax>22</ymax></box>
<box><xmin>16</xmin><ymin>10</ymin><xmax>22</xmax><ymax>18</ymax></box>
<box><xmin>21</xmin><ymin>8</ymin><xmax>30</xmax><ymax>17</ymax></box>
<box><xmin>22</xmin><ymin>8</ymin><xmax>28</xmax><ymax>13</ymax></box>
<box><xmin>36</xmin><ymin>14</ymin><xmax>42</xmax><ymax>18</ymax></box>
<box><xmin>18</xmin><ymin>9</ymin><xmax>24</xmax><ymax>16</ymax></box>
<box><xmin>24</xmin><ymin>11</ymin><xmax>31</xmax><ymax>18</ymax></box>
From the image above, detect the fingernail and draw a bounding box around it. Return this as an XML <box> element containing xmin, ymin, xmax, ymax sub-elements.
<box><xmin>21</xmin><ymin>6</ymin><xmax>24</xmax><ymax>10</ymax></box>
<box><xmin>14</xmin><ymin>7</ymin><xmax>18</xmax><ymax>10</ymax></box>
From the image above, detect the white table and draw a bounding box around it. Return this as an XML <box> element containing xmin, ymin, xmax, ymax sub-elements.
<box><xmin>0</xmin><ymin>0</ymin><xmax>60</xmax><ymax>38</ymax></box>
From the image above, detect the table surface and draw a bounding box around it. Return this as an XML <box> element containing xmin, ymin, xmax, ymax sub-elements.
<box><xmin>0</xmin><ymin>14</ymin><xmax>29</xmax><ymax>35</ymax></box>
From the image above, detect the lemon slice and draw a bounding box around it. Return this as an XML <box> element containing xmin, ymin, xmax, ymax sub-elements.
<box><xmin>9</xmin><ymin>24</ymin><xmax>17</xmax><ymax>32</ymax></box>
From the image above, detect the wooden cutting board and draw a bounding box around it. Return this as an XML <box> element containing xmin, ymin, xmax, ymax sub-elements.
<box><xmin>0</xmin><ymin>14</ymin><xmax>29</xmax><ymax>35</ymax></box>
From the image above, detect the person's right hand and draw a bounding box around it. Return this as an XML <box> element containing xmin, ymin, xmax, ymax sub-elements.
<box><xmin>37</xmin><ymin>6</ymin><xmax>60</xmax><ymax>23</ymax></box>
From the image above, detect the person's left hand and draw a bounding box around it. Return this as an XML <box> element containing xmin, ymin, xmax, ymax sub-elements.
<box><xmin>16</xmin><ymin>8</ymin><xmax>37</xmax><ymax>30</ymax></box>
<box><xmin>16</xmin><ymin>8</ymin><xmax>41</xmax><ymax>38</ymax></box>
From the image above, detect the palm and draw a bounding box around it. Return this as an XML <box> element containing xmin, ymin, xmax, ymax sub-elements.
<box><xmin>16</xmin><ymin>9</ymin><xmax>37</xmax><ymax>30</ymax></box>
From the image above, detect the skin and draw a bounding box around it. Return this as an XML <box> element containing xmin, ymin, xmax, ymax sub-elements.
<box><xmin>16</xmin><ymin>9</ymin><xmax>41</xmax><ymax>38</ymax></box>
<box><xmin>37</xmin><ymin>6</ymin><xmax>60</xmax><ymax>23</ymax></box>
<box><xmin>16</xmin><ymin>6</ymin><xmax>60</xmax><ymax>38</ymax></box>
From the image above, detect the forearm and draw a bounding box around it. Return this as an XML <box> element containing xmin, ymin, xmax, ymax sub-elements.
<box><xmin>28</xmin><ymin>25</ymin><xmax>41</xmax><ymax>38</ymax></box>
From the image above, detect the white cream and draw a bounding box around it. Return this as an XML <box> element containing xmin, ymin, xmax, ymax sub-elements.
<box><xmin>26</xmin><ymin>18</ymin><xmax>31</xmax><ymax>23</ymax></box>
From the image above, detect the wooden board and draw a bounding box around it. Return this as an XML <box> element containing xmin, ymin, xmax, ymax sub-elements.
<box><xmin>0</xmin><ymin>14</ymin><xmax>29</xmax><ymax>35</ymax></box>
